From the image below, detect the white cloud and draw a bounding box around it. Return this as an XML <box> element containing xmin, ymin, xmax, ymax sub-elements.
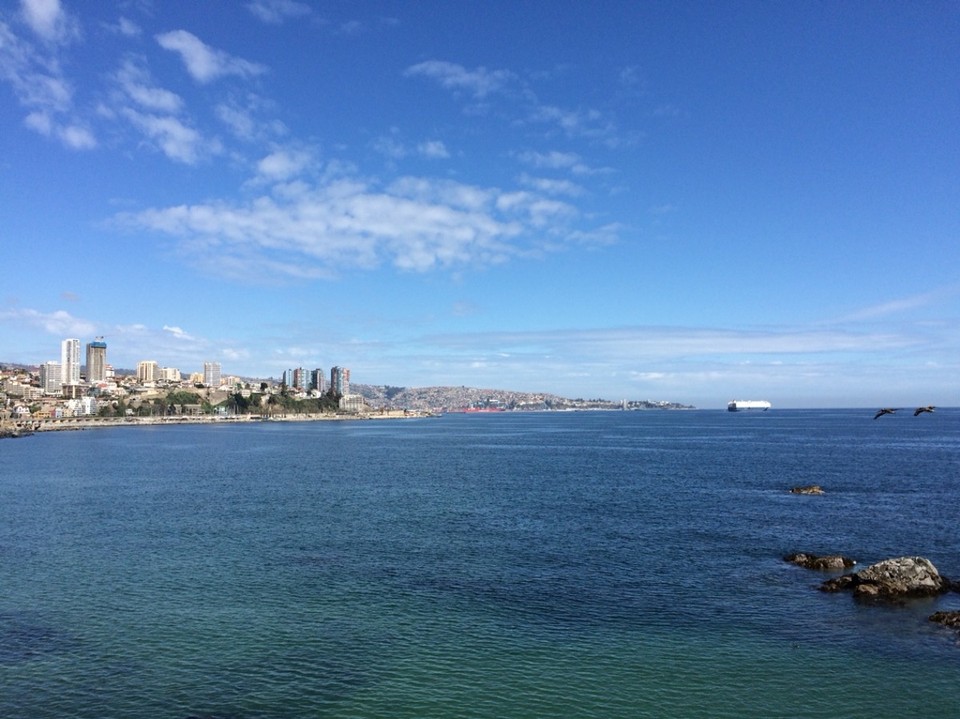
<box><xmin>121</xmin><ymin>108</ymin><xmax>213</xmax><ymax>164</ymax></box>
<box><xmin>405</xmin><ymin>60</ymin><xmax>514</xmax><ymax>99</ymax></box>
<box><xmin>19</xmin><ymin>0</ymin><xmax>78</xmax><ymax>43</ymax></box>
<box><xmin>246</xmin><ymin>0</ymin><xmax>311</xmax><ymax>24</ymax></box>
<box><xmin>118</xmin><ymin>174</ymin><xmax>607</xmax><ymax>279</ymax></box>
<box><xmin>256</xmin><ymin>146</ymin><xmax>314</xmax><ymax>180</ymax></box>
<box><xmin>163</xmin><ymin>325</ymin><xmax>195</xmax><ymax>340</ymax></box>
<box><xmin>518</xmin><ymin>174</ymin><xmax>584</xmax><ymax>197</ymax></box>
<box><xmin>156</xmin><ymin>30</ymin><xmax>267</xmax><ymax>84</ymax></box>
<box><xmin>57</xmin><ymin>123</ymin><xmax>96</xmax><ymax>149</ymax></box>
<box><xmin>115</xmin><ymin>58</ymin><xmax>183</xmax><ymax>113</ymax></box>
<box><xmin>103</xmin><ymin>16</ymin><xmax>141</xmax><ymax>37</ymax></box>
<box><xmin>0</xmin><ymin>19</ymin><xmax>95</xmax><ymax>149</ymax></box>
<box><xmin>0</xmin><ymin>307</ymin><xmax>96</xmax><ymax>336</ymax></box>
<box><xmin>23</xmin><ymin>105</ymin><xmax>95</xmax><ymax>149</ymax></box>
<box><xmin>515</xmin><ymin>150</ymin><xmax>605</xmax><ymax>176</ymax></box>
<box><xmin>116</xmin><ymin>17</ymin><xmax>141</xmax><ymax>37</ymax></box>
<box><xmin>372</xmin><ymin>134</ymin><xmax>408</xmax><ymax>160</ymax></box>
<box><xmin>832</xmin><ymin>287</ymin><xmax>958</xmax><ymax>323</ymax></box>
<box><xmin>418</xmin><ymin>140</ymin><xmax>449</xmax><ymax>159</ymax></box>
<box><xmin>215</xmin><ymin>97</ymin><xmax>287</xmax><ymax>141</ymax></box>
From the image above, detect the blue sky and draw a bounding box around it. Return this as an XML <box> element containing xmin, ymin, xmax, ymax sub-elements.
<box><xmin>1</xmin><ymin>0</ymin><xmax>957</xmax><ymax>408</ymax></box>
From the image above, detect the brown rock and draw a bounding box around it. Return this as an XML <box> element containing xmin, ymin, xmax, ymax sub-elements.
<box><xmin>785</xmin><ymin>552</ymin><xmax>856</xmax><ymax>570</ymax></box>
<box><xmin>929</xmin><ymin>611</ymin><xmax>960</xmax><ymax>630</ymax></box>
<box><xmin>820</xmin><ymin>556</ymin><xmax>950</xmax><ymax>600</ymax></box>
<box><xmin>790</xmin><ymin>485</ymin><xmax>824</xmax><ymax>495</ymax></box>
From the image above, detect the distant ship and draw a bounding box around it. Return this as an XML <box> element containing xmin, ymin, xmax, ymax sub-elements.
<box><xmin>727</xmin><ymin>400</ymin><xmax>771</xmax><ymax>412</ymax></box>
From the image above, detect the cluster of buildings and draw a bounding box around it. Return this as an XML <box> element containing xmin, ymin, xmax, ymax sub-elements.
<box><xmin>281</xmin><ymin>366</ymin><xmax>350</xmax><ymax>396</ymax></box>
<box><xmin>1</xmin><ymin>336</ymin><xmax>358</xmax><ymax>419</ymax></box>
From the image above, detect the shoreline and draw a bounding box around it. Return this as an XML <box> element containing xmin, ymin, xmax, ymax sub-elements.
<box><xmin>0</xmin><ymin>410</ymin><xmax>434</xmax><ymax>437</ymax></box>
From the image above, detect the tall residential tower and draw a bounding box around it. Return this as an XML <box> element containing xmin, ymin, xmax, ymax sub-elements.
<box><xmin>61</xmin><ymin>338</ymin><xmax>81</xmax><ymax>386</ymax></box>
<box><xmin>85</xmin><ymin>338</ymin><xmax>107</xmax><ymax>383</ymax></box>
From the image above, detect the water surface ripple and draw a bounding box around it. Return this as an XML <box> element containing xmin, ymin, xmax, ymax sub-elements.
<box><xmin>1</xmin><ymin>409</ymin><xmax>959</xmax><ymax>717</ymax></box>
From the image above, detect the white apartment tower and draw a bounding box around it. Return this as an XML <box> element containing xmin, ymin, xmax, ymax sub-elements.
<box><xmin>40</xmin><ymin>361</ymin><xmax>62</xmax><ymax>395</ymax></box>
<box><xmin>61</xmin><ymin>338</ymin><xmax>81</xmax><ymax>386</ymax></box>
<box><xmin>137</xmin><ymin>360</ymin><xmax>158</xmax><ymax>383</ymax></box>
<box><xmin>203</xmin><ymin>362</ymin><xmax>221</xmax><ymax>388</ymax></box>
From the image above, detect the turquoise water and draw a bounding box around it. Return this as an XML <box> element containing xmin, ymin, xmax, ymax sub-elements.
<box><xmin>2</xmin><ymin>410</ymin><xmax>959</xmax><ymax>717</ymax></box>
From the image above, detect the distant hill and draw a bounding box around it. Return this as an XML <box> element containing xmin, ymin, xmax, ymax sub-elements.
<box><xmin>353</xmin><ymin>384</ymin><xmax>693</xmax><ymax>412</ymax></box>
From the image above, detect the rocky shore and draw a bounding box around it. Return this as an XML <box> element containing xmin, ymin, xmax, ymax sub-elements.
<box><xmin>0</xmin><ymin>410</ymin><xmax>432</xmax><ymax>438</ymax></box>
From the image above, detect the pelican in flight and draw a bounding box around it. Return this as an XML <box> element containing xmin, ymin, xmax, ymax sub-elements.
<box><xmin>873</xmin><ymin>408</ymin><xmax>899</xmax><ymax>419</ymax></box>
<box><xmin>914</xmin><ymin>406</ymin><xmax>936</xmax><ymax>416</ymax></box>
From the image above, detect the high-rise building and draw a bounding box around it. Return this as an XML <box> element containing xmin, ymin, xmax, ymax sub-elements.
<box><xmin>40</xmin><ymin>361</ymin><xmax>62</xmax><ymax>395</ymax></box>
<box><xmin>310</xmin><ymin>368</ymin><xmax>325</xmax><ymax>393</ymax></box>
<box><xmin>61</xmin><ymin>338</ymin><xmax>81</xmax><ymax>386</ymax></box>
<box><xmin>85</xmin><ymin>338</ymin><xmax>107</xmax><ymax>383</ymax></box>
<box><xmin>292</xmin><ymin>367</ymin><xmax>308</xmax><ymax>392</ymax></box>
<box><xmin>137</xmin><ymin>360</ymin><xmax>158</xmax><ymax>383</ymax></box>
<box><xmin>330</xmin><ymin>366</ymin><xmax>350</xmax><ymax>396</ymax></box>
<box><xmin>203</xmin><ymin>362</ymin><xmax>221</xmax><ymax>388</ymax></box>
<box><xmin>159</xmin><ymin>367</ymin><xmax>181</xmax><ymax>382</ymax></box>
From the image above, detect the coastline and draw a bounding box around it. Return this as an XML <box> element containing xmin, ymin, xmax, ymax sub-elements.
<box><xmin>0</xmin><ymin>410</ymin><xmax>433</xmax><ymax>437</ymax></box>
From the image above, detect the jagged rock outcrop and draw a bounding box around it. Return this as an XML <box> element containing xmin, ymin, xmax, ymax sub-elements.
<box><xmin>820</xmin><ymin>556</ymin><xmax>951</xmax><ymax>600</ymax></box>
<box><xmin>789</xmin><ymin>485</ymin><xmax>824</xmax><ymax>495</ymax></box>
<box><xmin>930</xmin><ymin>611</ymin><xmax>960</xmax><ymax>632</ymax></box>
<box><xmin>785</xmin><ymin>552</ymin><xmax>855</xmax><ymax>570</ymax></box>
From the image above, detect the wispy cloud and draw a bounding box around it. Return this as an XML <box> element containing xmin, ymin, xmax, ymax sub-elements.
<box><xmin>418</xmin><ymin>140</ymin><xmax>449</xmax><ymax>159</ymax></box>
<box><xmin>518</xmin><ymin>173</ymin><xmax>584</xmax><ymax>197</ymax></box>
<box><xmin>104</xmin><ymin>16</ymin><xmax>141</xmax><ymax>38</ymax></box>
<box><xmin>407</xmin><ymin>60</ymin><xmax>630</xmax><ymax>147</ymax></box>
<box><xmin>405</xmin><ymin>60</ymin><xmax>514</xmax><ymax>99</ymax></box>
<box><xmin>0</xmin><ymin>18</ymin><xmax>95</xmax><ymax>149</ymax></box>
<box><xmin>255</xmin><ymin>145</ymin><xmax>315</xmax><ymax>181</ymax></box>
<box><xmin>515</xmin><ymin>150</ymin><xmax>607</xmax><ymax>176</ymax></box>
<box><xmin>832</xmin><ymin>286</ymin><xmax>960</xmax><ymax>323</ymax></box>
<box><xmin>156</xmin><ymin>30</ymin><xmax>266</xmax><ymax>84</ymax></box>
<box><xmin>120</xmin><ymin>107</ymin><xmax>216</xmax><ymax>164</ymax></box>
<box><xmin>19</xmin><ymin>0</ymin><xmax>79</xmax><ymax>44</ymax></box>
<box><xmin>215</xmin><ymin>97</ymin><xmax>287</xmax><ymax>142</ymax></box>
<box><xmin>246</xmin><ymin>0</ymin><xmax>311</xmax><ymax>25</ymax></box>
<box><xmin>117</xmin><ymin>173</ymin><xmax>605</xmax><ymax>279</ymax></box>
<box><xmin>0</xmin><ymin>307</ymin><xmax>96</xmax><ymax>337</ymax></box>
<box><xmin>115</xmin><ymin>57</ymin><xmax>183</xmax><ymax>113</ymax></box>
<box><xmin>162</xmin><ymin>324</ymin><xmax>195</xmax><ymax>341</ymax></box>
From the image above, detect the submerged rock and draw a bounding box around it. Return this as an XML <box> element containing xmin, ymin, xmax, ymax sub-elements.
<box><xmin>790</xmin><ymin>485</ymin><xmax>824</xmax><ymax>495</ymax></box>
<box><xmin>930</xmin><ymin>611</ymin><xmax>960</xmax><ymax>632</ymax></box>
<box><xmin>821</xmin><ymin>556</ymin><xmax>951</xmax><ymax>600</ymax></box>
<box><xmin>785</xmin><ymin>552</ymin><xmax>855</xmax><ymax>570</ymax></box>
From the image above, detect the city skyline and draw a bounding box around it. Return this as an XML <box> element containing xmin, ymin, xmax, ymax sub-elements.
<box><xmin>1</xmin><ymin>1</ymin><xmax>958</xmax><ymax>408</ymax></box>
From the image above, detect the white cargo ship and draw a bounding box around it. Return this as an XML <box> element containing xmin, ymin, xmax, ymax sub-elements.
<box><xmin>727</xmin><ymin>400</ymin><xmax>771</xmax><ymax>412</ymax></box>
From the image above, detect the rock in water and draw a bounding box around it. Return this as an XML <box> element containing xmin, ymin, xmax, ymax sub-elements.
<box><xmin>821</xmin><ymin>556</ymin><xmax>950</xmax><ymax>600</ymax></box>
<box><xmin>785</xmin><ymin>553</ymin><xmax>855</xmax><ymax>570</ymax></box>
<box><xmin>930</xmin><ymin>611</ymin><xmax>960</xmax><ymax>632</ymax></box>
<box><xmin>790</xmin><ymin>485</ymin><xmax>824</xmax><ymax>495</ymax></box>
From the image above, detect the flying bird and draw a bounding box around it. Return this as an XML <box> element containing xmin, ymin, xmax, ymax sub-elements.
<box><xmin>914</xmin><ymin>406</ymin><xmax>936</xmax><ymax>416</ymax></box>
<box><xmin>873</xmin><ymin>408</ymin><xmax>899</xmax><ymax>419</ymax></box>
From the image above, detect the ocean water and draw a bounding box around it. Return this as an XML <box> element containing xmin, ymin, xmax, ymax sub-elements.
<box><xmin>1</xmin><ymin>409</ymin><xmax>959</xmax><ymax>718</ymax></box>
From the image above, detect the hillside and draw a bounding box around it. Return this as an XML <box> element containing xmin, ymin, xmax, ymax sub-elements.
<box><xmin>353</xmin><ymin>384</ymin><xmax>693</xmax><ymax>412</ymax></box>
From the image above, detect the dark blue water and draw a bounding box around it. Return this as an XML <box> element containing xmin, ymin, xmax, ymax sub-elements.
<box><xmin>2</xmin><ymin>409</ymin><xmax>959</xmax><ymax>717</ymax></box>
